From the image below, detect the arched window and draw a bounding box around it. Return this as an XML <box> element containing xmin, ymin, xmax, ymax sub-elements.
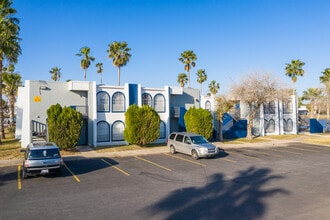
<box><xmin>142</xmin><ymin>93</ymin><xmax>152</xmax><ymax>106</ymax></box>
<box><xmin>269</xmin><ymin>101</ymin><xmax>276</xmax><ymax>114</ymax></box>
<box><xmin>97</xmin><ymin>91</ymin><xmax>110</xmax><ymax>112</ymax></box>
<box><xmin>283</xmin><ymin>101</ymin><xmax>293</xmax><ymax>114</ymax></box>
<box><xmin>286</xmin><ymin>118</ymin><xmax>293</xmax><ymax>132</ymax></box>
<box><xmin>112</xmin><ymin>92</ymin><xmax>125</xmax><ymax>112</ymax></box>
<box><xmin>159</xmin><ymin>120</ymin><xmax>166</xmax><ymax>139</ymax></box>
<box><xmin>112</xmin><ymin>121</ymin><xmax>125</xmax><ymax>141</ymax></box>
<box><xmin>154</xmin><ymin>94</ymin><xmax>165</xmax><ymax>112</ymax></box>
<box><xmin>283</xmin><ymin>119</ymin><xmax>287</xmax><ymax>132</ymax></box>
<box><xmin>97</xmin><ymin>121</ymin><xmax>110</xmax><ymax>142</ymax></box>
<box><xmin>205</xmin><ymin>101</ymin><xmax>211</xmax><ymax>111</ymax></box>
<box><xmin>265</xmin><ymin>119</ymin><xmax>275</xmax><ymax>133</ymax></box>
<box><xmin>264</xmin><ymin>101</ymin><xmax>275</xmax><ymax>114</ymax></box>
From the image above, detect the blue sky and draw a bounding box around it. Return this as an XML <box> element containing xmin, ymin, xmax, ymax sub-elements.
<box><xmin>12</xmin><ymin>0</ymin><xmax>330</xmax><ymax>96</ymax></box>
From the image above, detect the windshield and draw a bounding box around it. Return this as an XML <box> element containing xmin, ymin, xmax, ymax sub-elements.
<box><xmin>190</xmin><ymin>135</ymin><xmax>208</xmax><ymax>144</ymax></box>
<box><xmin>28</xmin><ymin>149</ymin><xmax>61</xmax><ymax>159</ymax></box>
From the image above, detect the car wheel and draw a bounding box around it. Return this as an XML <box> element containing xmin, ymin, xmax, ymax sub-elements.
<box><xmin>192</xmin><ymin>150</ymin><xmax>199</xmax><ymax>160</ymax></box>
<box><xmin>170</xmin><ymin>146</ymin><xmax>176</xmax><ymax>154</ymax></box>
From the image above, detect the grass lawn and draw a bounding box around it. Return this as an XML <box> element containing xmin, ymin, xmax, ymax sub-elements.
<box><xmin>94</xmin><ymin>143</ymin><xmax>166</xmax><ymax>153</ymax></box>
<box><xmin>0</xmin><ymin>138</ymin><xmax>23</xmax><ymax>160</ymax></box>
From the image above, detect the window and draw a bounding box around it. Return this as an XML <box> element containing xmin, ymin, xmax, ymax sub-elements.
<box><xmin>264</xmin><ymin>101</ymin><xmax>275</xmax><ymax>114</ymax></box>
<box><xmin>264</xmin><ymin>119</ymin><xmax>275</xmax><ymax>133</ymax></box>
<box><xmin>97</xmin><ymin>91</ymin><xmax>110</xmax><ymax>112</ymax></box>
<box><xmin>142</xmin><ymin>93</ymin><xmax>152</xmax><ymax>106</ymax></box>
<box><xmin>154</xmin><ymin>94</ymin><xmax>165</xmax><ymax>112</ymax></box>
<box><xmin>285</xmin><ymin>118</ymin><xmax>293</xmax><ymax>132</ymax></box>
<box><xmin>159</xmin><ymin>121</ymin><xmax>166</xmax><ymax>139</ymax></box>
<box><xmin>112</xmin><ymin>92</ymin><xmax>125</xmax><ymax>112</ymax></box>
<box><xmin>175</xmin><ymin>134</ymin><xmax>184</xmax><ymax>142</ymax></box>
<box><xmin>205</xmin><ymin>101</ymin><xmax>211</xmax><ymax>111</ymax></box>
<box><xmin>283</xmin><ymin>101</ymin><xmax>293</xmax><ymax>114</ymax></box>
<box><xmin>112</xmin><ymin>121</ymin><xmax>125</xmax><ymax>141</ymax></box>
<box><xmin>97</xmin><ymin>121</ymin><xmax>110</xmax><ymax>142</ymax></box>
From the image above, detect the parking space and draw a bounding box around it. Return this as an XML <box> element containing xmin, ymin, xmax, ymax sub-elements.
<box><xmin>1</xmin><ymin>143</ymin><xmax>330</xmax><ymax>219</ymax></box>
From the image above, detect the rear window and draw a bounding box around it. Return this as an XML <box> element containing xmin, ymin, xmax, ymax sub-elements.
<box><xmin>28</xmin><ymin>148</ymin><xmax>61</xmax><ymax>159</ymax></box>
<box><xmin>175</xmin><ymin>134</ymin><xmax>184</xmax><ymax>142</ymax></box>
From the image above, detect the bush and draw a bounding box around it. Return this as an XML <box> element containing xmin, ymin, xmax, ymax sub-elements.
<box><xmin>124</xmin><ymin>105</ymin><xmax>160</xmax><ymax>146</ymax></box>
<box><xmin>47</xmin><ymin>104</ymin><xmax>83</xmax><ymax>150</ymax></box>
<box><xmin>184</xmin><ymin>107</ymin><xmax>213</xmax><ymax>140</ymax></box>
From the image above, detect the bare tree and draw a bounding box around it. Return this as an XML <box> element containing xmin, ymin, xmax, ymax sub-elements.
<box><xmin>230</xmin><ymin>72</ymin><xmax>289</xmax><ymax>140</ymax></box>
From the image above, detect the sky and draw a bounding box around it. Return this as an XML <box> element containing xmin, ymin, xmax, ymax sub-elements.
<box><xmin>11</xmin><ymin>0</ymin><xmax>330</xmax><ymax>96</ymax></box>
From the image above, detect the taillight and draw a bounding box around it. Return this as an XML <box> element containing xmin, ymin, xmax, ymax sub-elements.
<box><xmin>24</xmin><ymin>161</ymin><xmax>29</xmax><ymax>167</ymax></box>
<box><xmin>60</xmin><ymin>158</ymin><xmax>63</xmax><ymax>165</ymax></box>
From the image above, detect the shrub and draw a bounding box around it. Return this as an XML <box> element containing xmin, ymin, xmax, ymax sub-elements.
<box><xmin>47</xmin><ymin>104</ymin><xmax>83</xmax><ymax>150</ymax></box>
<box><xmin>184</xmin><ymin>107</ymin><xmax>213</xmax><ymax>140</ymax></box>
<box><xmin>124</xmin><ymin>105</ymin><xmax>160</xmax><ymax>146</ymax></box>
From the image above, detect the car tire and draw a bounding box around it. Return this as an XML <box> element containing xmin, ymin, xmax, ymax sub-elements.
<box><xmin>192</xmin><ymin>150</ymin><xmax>199</xmax><ymax>160</ymax></box>
<box><xmin>170</xmin><ymin>146</ymin><xmax>176</xmax><ymax>154</ymax></box>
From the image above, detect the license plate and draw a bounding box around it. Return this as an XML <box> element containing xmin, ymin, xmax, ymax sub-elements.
<box><xmin>40</xmin><ymin>169</ymin><xmax>49</xmax><ymax>175</ymax></box>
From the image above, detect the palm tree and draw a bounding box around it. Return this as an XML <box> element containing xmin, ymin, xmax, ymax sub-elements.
<box><xmin>76</xmin><ymin>47</ymin><xmax>95</xmax><ymax>80</ymax></box>
<box><xmin>320</xmin><ymin>68</ymin><xmax>330</xmax><ymax>131</ymax></box>
<box><xmin>95</xmin><ymin>62</ymin><xmax>103</xmax><ymax>84</ymax></box>
<box><xmin>301</xmin><ymin>88</ymin><xmax>322</xmax><ymax>118</ymax></box>
<box><xmin>285</xmin><ymin>59</ymin><xmax>305</xmax><ymax>94</ymax></box>
<box><xmin>2</xmin><ymin>64</ymin><xmax>22</xmax><ymax>125</ymax></box>
<box><xmin>49</xmin><ymin>66</ymin><xmax>61</xmax><ymax>81</ymax></box>
<box><xmin>196</xmin><ymin>69</ymin><xmax>207</xmax><ymax>95</ymax></box>
<box><xmin>178</xmin><ymin>50</ymin><xmax>197</xmax><ymax>87</ymax></box>
<box><xmin>177</xmin><ymin>73</ymin><xmax>188</xmax><ymax>88</ymax></box>
<box><xmin>0</xmin><ymin>0</ymin><xmax>21</xmax><ymax>140</ymax></box>
<box><xmin>208</xmin><ymin>80</ymin><xmax>220</xmax><ymax>95</ymax></box>
<box><xmin>107</xmin><ymin>41</ymin><xmax>131</xmax><ymax>86</ymax></box>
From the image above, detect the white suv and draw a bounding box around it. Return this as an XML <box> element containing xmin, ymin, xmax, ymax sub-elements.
<box><xmin>22</xmin><ymin>142</ymin><xmax>63</xmax><ymax>179</ymax></box>
<box><xmin>167</xmin><ymin>132</ymin><xmax>218</xmax><ymax>159</ymax></box>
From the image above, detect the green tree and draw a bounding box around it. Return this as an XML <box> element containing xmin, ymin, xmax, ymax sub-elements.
<box><xmin>124</xmin><ymin>105</ymin><xmax>160</xmax><ymax>146</ymax></box>
<box><xmin>2</xmin><ymin>64</ymin><xmax>22</xmax><ymax>124</ymax></box>
<box><xmin>0</xmin><ymin>0</ymin><xmax>21</xmax><ymax>140</ymax></box>
<box><xmin>49</xmin><ymin>66</ymin><xmax>61</xmax><ymax>81</ymax></box>
<box><xmin>179</xmin><ymin>50</ymin><xmax>197</xmax><ymax>87</ymax></box>
<box><xmin>95</xmin><ymin>62</ymin><xmax>103</xmax><ymax>84</ymax></box>
<box><xmin>177</xmin><ymin>73</ymin><xmax>188</xmax><ymax>88</ymax></box>
<box><xmin>47</xmin><ymin>104</ymin><xmax>83</xmax><ymax>150</ymax></box>
<box><xmin>196</xmin><ymin>69</ymin><xmax>207</xmax><ymax>95</ymax></box>
<box><xmin>76</xmin><ymin>46</ymin><xmax>95</xmax><ymax>80</ymax></box>
<box><xmin>208</xmin><ymin>80</ymin><xmax>220</xmax><ymax>95</ymax></box>
<box><xmin>285</xmin><ymin>59</ymin><xmax>305</xmax><ymax>94</ymax></box>
<box><xmin>215</xmin><ymin>96</ymin><xmax>234</xmax><ymax>142</ymax></box>
<box><xmin>107</xmin><ymin>41</ymin><xmax>131</xmax><ymax>86</ymax></box>
<box><xmin>184</xmin><ymin>107</ymin><xmax>213</xmax><ymax>140</ymax></box>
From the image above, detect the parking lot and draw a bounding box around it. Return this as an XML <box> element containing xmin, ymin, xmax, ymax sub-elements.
<box><xmin>1</xmin><ymin>142</ymin><xmax>330</xmax><ymax>219</ymax></box>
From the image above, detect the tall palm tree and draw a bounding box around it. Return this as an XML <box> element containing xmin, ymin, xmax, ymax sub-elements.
<box><xmin>107</xmin><ymin>41</ymin><xmax>131</xmax><ymax>86</ymax></box>
<box><xmin>285</xmin><ymin>59</ymin><xmax>305</xmax><ymax>94</ymax></box>
<box><xmin>178</xmin><ymin>50</ymin><xmax>197</xmax><ymax>87</ymax></box>
<box><xmin>0</xmin><ymin>0</ymin><xmax>21</xmax><ymax>140</ymax></box>
<box><xmin>95</xmin><ymin>62</ymin><xmax>103</xmax><ymax>84</ymax></box>
<box><xmin>49</xmin><ymin>66</ymin><xmax>61</xmax><ymax>81</ymax></box>
<box><xmin>320</xmin><ymin>68</ymin><xmax>330</xmax><ymax>132</ymax></box>
<box><xmin>208</xmin><ymin>80</ymin><xmax>220</xmax><ymax>95</ymax></box>
<box><xmin>2</xmin><ymin>64</ymin><xmax>22</xmax><ymax>124</ymax></box>
<box><xmin>76</xmin><ymin>47</ymin><xmax>95</xmax><ymax>80</ymax></box>
<box><xmin>177</xmin><ymin>73</ymin><xmax>188</xmax><ymax>88</ymax></box>
<box><xmin>196</xmin><ymin>69</ymin><xmax>207</xmax><ymax>95</ymax></box>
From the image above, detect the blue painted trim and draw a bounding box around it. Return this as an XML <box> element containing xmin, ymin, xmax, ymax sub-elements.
<box><xmin>96</xmin><ymin>120</ymin><xmax>110</xmax><ymax>142</ymax></box>
<box><xmin>96</xmin><ymin>91</ymin><xmax>110</xmax><ymax>113</ymax></box>
<box><xmin>112</xmin><ymin>92</ymin><xmax>126</xmax><ymax>112</ymax></box>
<box><xmin>111</xmin><ymin>120</ymin><xmax>125</xmax><ymax>141</ymax></box>
<box><xmin>129</xmin><ymin>84</ymin><xmax>138</xmax><ymax>106</ymax></box>
<box><xmin>154</xmin><ymin>93</ymin><xmax>166</xmax><ymax>113</ymax></box>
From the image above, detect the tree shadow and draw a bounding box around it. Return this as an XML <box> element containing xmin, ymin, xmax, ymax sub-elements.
<box><xmin>141</xmin><ymin>166</ymin><xmax>290</xmax><ymax>220</ymax></box>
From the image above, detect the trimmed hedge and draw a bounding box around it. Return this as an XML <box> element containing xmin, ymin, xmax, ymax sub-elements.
<box><xmin>184</xmin><ymin>107</ymin><xmax>213</xmax><ymax>140</ymax></box>
<box><xmin>124</xmin><ymin>105</ymin><xmax>160</xmax><ymax>146</ymax></box>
